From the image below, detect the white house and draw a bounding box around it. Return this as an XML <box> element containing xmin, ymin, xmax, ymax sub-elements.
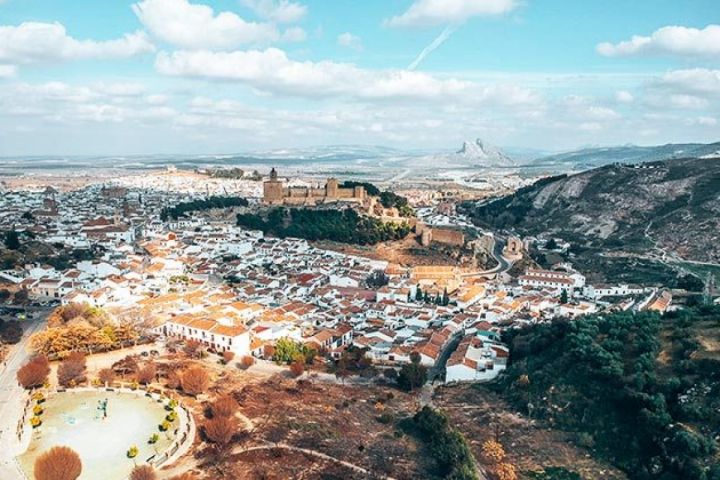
<box><xmin>445</xmin><ymin>335</ymin><xmax>509</xmax><ymax>383</ymax></box>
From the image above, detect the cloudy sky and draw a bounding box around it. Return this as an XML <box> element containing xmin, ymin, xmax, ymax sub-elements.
<box><xmin>0</xmin><ymin>0</ymin><xmax>718</xmax><ymax>155</ymax></box>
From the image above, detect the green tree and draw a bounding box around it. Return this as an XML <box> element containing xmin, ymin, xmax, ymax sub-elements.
<box><xmin>397</xmin><ymin>352</ymin><xmax>427</xmax><ymax>391</ymax></box>
<box><xmin>560</xmin><ymin>289</ymin><xmax>568</xmax><ymax>304</ymax></box>
<box><xmin>415</xmin><ymin>286</ymin><xmax>423</xmax><ymax>302</ymax></box>
<box><xmin>4</xmin><ymin>230</ymin><xmax>20</xmax><ymax>250</ymax></box>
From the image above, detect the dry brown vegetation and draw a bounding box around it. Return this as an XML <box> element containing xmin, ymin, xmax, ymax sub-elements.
<box><xmin>229</xmin><ymin>376</ymin><xmax>434</xmax><ymax>480</ymax></box>
<box><xmin>129</xmin><ymin>464</ymin><xmax>157</xmax><ymax>480</ymax></box>
<box><xmin>181</xmin><ymin>365</ymin><xmax>210</xmax><ymax>396</ymax></box>
<box><xmin>33</xmin><ymin>446</ymin><xmax>82</xmax><ymax>480</ymax></box>
<box><xmin>434</xmin><ymin>384</ymin><xmax>627</xmax><ymax>479</ymax></box>
<box><xmin>17</xmin><ymin>355</ymin><xmax>50</xmax><ymax>389</ymax></box>
<box><xmin>57</xmin><ymin>351</ymin><xmax>87</xmax><ymax>387</ymax></box>
<box><xmin>210</xmin><ymin>394</ymin><xmax>238</xmax><ymax>418</ymax></box>
<box><xmin>136</xmin><ymin>362</ymin><xmax>157</xmax><ymax>385</ymax></box>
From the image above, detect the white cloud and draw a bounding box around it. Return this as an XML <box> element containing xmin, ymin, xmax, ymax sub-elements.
<box><xmin>154</xmin><ymin>47</ymin><xmax>541</xmax><ymax>105</ymax></box>
<box><xmin>282</xmin><ymin>26</ymin><xmax>307</xmax><ymax>42</ymax></box>
<box><xmin>0</xmin><ymin>22</ymin><xmax>154</xmax><ymax>65</ymax></box>
<box><xmin>0</xmin><ymin>64</ymin><xmax>17</xmax><ymax>78</ymax></box>
<box><xmin>615</xmin><ymin>90</ymin><xmax>634</xmax><ymax>103</ymax></box>
<box><xmin>132</xmin><ymin>0</ymin><xmax>280</xmax><ymax>49</ymax></box>
<box><xmin>0</xmin><ymin>81</ymin><xmax>177</xmax><ymax>125</ymax></box>
<box><xmin>241</xmin><ymin>0</ymin><xmax>307</xmax><ymax>24</ymax></box>
<box><xmin>337</xmin><ymin>32</ymin><xmax>362</xmax><ymax>51</ymax></box>
<box><xmin>597</xmin><ymin>25</ymin><xmax>720</xmax><ymax>58</ymax></box>
<box><xmin>386</xmin><ymin>0</ymin><xmax>517</xmax><ymax>28</ymax></box>
<box><xmin>653</xmin><ymin>68</ymin><xmax>720</xmax><ymax>96</ymax></box>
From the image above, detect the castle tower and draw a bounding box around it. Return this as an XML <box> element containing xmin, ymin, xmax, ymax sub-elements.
<box><xmin>263</xmin><ymin>168</ymin><xmax>284</xmax><ymax>204</ymax></box>
<box><xmin>326</xmin><ymin>178</ymin><xmax>339</xmax><ymax>198</ymax></box>
<box><xmin>353</xmin><ymin>186</ymin><xmax>366</xmax><ymax>200</ymax></box>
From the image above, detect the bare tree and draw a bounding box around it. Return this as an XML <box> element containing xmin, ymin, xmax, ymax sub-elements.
<box><xmin>204</xmin><ymin>416</ymin><xmax>238</xmax><ymax>447</ymax></box>
<box><xmin>183</xmin><ymin>339</ymin><xmax>202</xmax><ymax>358</ymax></box>
<box><xmin>240</xmin><ymin>355</ymin><xmax>255</xmax><ymax>369</ymax></box>
<box><xmin>222</xmin><ymin>351</ymin><xmax>235</xmax><ymax>365</ymax></box>
<box><xmin>289</xmin><ymin>360</ymin><xmax>305</xmax><ymax>378</ymax></box>
<box><xmin>211</xmin><ymin>394</ymin><xmax>238</xmax><ymax>418</ymax></box>
<box><xmin>136</xmin><ymin>362</ymin><xmax>157</xmax><ymax>385</ymax></box>
<box><xmin>181</xmin><ymin>366</ymin><xmax>210</xmax><ymax>396</ymax></box>
<box><xmin>98</xmin><ymin>368</ymin><xmax>115</xmax><ymax>385</ymax></box>
<box><xmin>57</xmin><ymin>352</ymin><xmax>87</xmax><ymax>387</ymax></box>
<box><xmin>17</xmin><ymin>355</ymin><xmax>50</xmax><ymax>389</ymax></box>
<box><xmin>34</xmin><ymin>446</ymin><xmax>82</xmax><ymax>480</ymax></box>
<box><xmin>129</xmin><ymin>465</ymin><xmax>156</xmax><ymax>480</ymax></box>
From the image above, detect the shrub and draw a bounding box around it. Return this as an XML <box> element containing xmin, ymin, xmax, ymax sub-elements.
<box><xmin>130</xmin><ymin>465</ymin><xmax>157</xmax><ymax>480</ymax></box>
<box><xmin>180</xmin><ymin>366</ymin><xmax>210</xmax><ymax>396</ymax></box>
<box><xmin>240</xmin><ymin>355</ymin><xmax>255</xmax><ymax>369</ymax></box>
<box><xmin>166</xmin><ymin>411</ymin><xmax>177</xmax><ymax>422</ymax></box>
<box><xmin>148</xmin><ymin>433</ymin><xmax>159</xmax><ymax>444</ymax></box>
<box><xmin>32</xmin><ymin>392</ymin><xmax>46</xmax><ymax>403</ymax></box>
<box><xmin>166</xmin><ymin>399</ymin><xmax>178</xmax><ymax>411</ymax></box>
<box><xmin>183</xmin><ymin>340</ymin><xmax>202</xmax><ymax>358</ymax></box>
<box><xmin>204</xmin><ymin>416</ymin><xmax>238</xmax><ymax>447</ymax></box>
<box><xmin>30</xmin><ymin>416</ymin><xmax>42</xmax><ymax>428</ymax></box>
<box><xmin>127</xmin><ymin>445</ymin><xmax>139</xmax><ymax>458</ymax></box>
<box><xmin>159</xmin><ymin>420</ymin><xmax>171</xmax><ymax>432</ymax></box>
<box><xmin>136</xmin><ymin>363</ymin><xmax>157</xmax><ymax>385</ymax></box>
<box><xmin>98</xmin><ymin>368</ymin><xmax>115</xmax><ymax>385</ymax></box>
<box><xmin>166</xmin><ymin>371</ymin><xmax>181</xmax><ymax>389</ymax></box>
<box><xmin>33</xmin><ymin>405</ymin><xmax>43</xmax><ymax>415</ymax></box>
<box><xmin>289</xmin><ymin>360</ymin><xmax>305</xmax><ymax>378</ymax></box>
<box><xmin>377</xmin><ymin>413</ymin><xmax>395</xmax><ymax>424</ymax></box>
<box><xmin>211</xmin><ymin>394</ymin><xmax>238</xmax><ymax>418</ymax></box>
<box><xmin>17</xmin><ymin>355</ymin><xmax>50</xmax><ymax>389</ymax></box>
<box><xmin>58</xmin><ymin>352</ymin><xmax>87</xmax><ymax>388</ymax></box>
<box><xmin>34</xmin><ymin>446</ymin><xmax>82</xmax><ymax>480</ymax></box>
<box><xmin>222</xmin><ymin>351</ymin><xmax>235</xmax><ymax>365</ymax></box>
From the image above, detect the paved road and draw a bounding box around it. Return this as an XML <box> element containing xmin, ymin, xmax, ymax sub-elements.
<box><xmin>0</xmin><ymin>314</ymin><xmax>48</xmax><ymax>480</ymax></box>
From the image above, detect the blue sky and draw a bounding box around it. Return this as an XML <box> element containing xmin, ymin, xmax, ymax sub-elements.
<box><xmin>0</xmin><ymin>0</ymin><xmax>718</xmax><ymax>155</ymax></box>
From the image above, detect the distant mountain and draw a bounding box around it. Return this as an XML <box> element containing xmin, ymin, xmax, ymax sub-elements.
<box><xmin>533</xmin><ymin>142</ymin><xmax>720</xmax><ymax>168</ymax></box>
<box><xmin>455</xmin><ymin>139</ymin><xmax>516</xmax><ymax>167</ymax></box>
<box><xmin>464</xmin><ymin>156</ymin><xmax>720</xmax><ymax>268</ymax></box>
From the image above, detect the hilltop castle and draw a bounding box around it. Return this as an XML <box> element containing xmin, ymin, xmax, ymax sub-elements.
<box><xmin>263</xmin><ymin>168</ymin><xmax>368</xmax><ymax>206</ymax></box>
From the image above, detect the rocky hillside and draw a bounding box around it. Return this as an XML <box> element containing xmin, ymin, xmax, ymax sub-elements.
<box><xmin>464</xmin><ymin>157</ymin><xmax>720</xmax><ymax>265</ymax></box>
<box><xmin>533</xmin><ymin>141</ymin><xmax>720</xmax><ymax>168</ymax></box>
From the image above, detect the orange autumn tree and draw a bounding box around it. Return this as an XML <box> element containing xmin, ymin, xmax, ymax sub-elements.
<box><xmin>130</xmin><ymin>465</ymin><xmax>156</xmax><ymax>480</ymax></box>
<box><xmin>34</xmin><ymin>446</ymin><xmax>82</xmax><ymax>480</ymax></box>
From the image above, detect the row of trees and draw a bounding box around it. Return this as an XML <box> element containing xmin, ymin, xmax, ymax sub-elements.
<box><xmin>410</xmin><ymin>286</ymin><xmax>450</xmax><ymax>306</ymax></box>
<box><xmin>161</xmin><ymin>196</ymin><xmax>249</xmax><ymax>221</ymax></box>
<box><xmin>30</xmin><ymin>321</ymin><xmax>140</xmax><ymax>357</ymax></box>
<box><xmin>339</xmin><ymin>181</ymin><xmax>414</xmax><ymax>217</ymax></box>
<box><xmin>237</xmin><ymin>208</ymin><xmax>412</xmax><ymax>245</ymax></box>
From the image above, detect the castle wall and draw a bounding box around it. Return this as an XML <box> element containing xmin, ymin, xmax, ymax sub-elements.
<box><xmin>263</xmin><ymin>171</ymin><xmax>368</xmax><ymax>206</ymax></box>
<box><xmin>430</xmin><ymin>228</ymin><xmax>465</xmax><ymax>247</ymax></box>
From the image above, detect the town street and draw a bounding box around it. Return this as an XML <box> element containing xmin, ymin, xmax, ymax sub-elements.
<box><xmin>0</xmin><ymin>313</ymin><xmax>48</xmax><ymax>480</ymax></box>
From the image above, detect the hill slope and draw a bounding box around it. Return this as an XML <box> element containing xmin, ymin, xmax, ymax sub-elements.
<box><xmin>533</xmin><ymin>142</ymin><xmax>720</xmax><ymax>168</ymax></box>
<box><xmin>464</xmin><ymin>157</ymin><xmax>720</xmax><ymax>266</ymax></box>
<box><xmin>488</xmin><ymin>306</ymin><xmax>720</xmax><ymax>479</ymax></box>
